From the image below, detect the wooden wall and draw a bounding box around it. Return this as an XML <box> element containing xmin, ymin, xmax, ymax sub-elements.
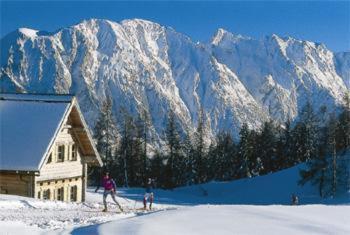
<box><xmin>0</xmin><ymin>173</ymin><xmax>34</xmax><ymax>197</ymax></box>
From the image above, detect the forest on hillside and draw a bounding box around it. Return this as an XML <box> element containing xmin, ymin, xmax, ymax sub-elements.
<box><xmin>90</xmin><ymin>94</ymin><xmax>350</xmax><ymax>198</ymax></box>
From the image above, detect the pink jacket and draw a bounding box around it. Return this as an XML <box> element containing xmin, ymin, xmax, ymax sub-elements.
<box><xmin>102</xmin><ymin>176</ymin><xmax>116</xmax><ymax>191</ymax></box>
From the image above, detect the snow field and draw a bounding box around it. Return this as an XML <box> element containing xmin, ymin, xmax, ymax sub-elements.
<box><xmin>0</xmin><ymin>189</ymin><xmax>170</xmax><ymax>234</ymax></box>
<box><xmin>74</xmin><ymin>204</ymin><xmax>350</xmax><ymax>235</ymax></box>
<box><xmin>1</xmin><ymin>165</ymin><xmax>349</xmax><ymax>234</ymax></box>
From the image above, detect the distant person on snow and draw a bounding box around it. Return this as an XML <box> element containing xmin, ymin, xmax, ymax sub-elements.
<box><xmin>291</xmin><ymin>193</ymin><xmax>299</xmax><ymax>205</ymax></box>
<box><xmin>143</xmin><ymin>178</ymin><xmax>155</xmax><ymax>210</ymax></box>
<box><xmin>102</xmin><ymin>172</ymin><xmax>123</xmax><ymax>212</ymax></box>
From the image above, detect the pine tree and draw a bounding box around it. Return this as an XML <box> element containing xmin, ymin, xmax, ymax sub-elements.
<box><xmin>118</xmin><ymin>111</ymin><xmax>139</xmax><ymax>187</ymax></box>
<box><xmin>173</xmin><ymin>151</ymin><xmax>187</xmax><ymax>187</ymax></box>
<box><xmin>193</xmin><ymin>107</ymin><xmax>207</xmax><ymax>183</ymax></box>
<box><xmin>238</xmin><ymin>123</ymin><xmax>253</xmax><ymax>178</ymax></box>
<box><xmin>299</xmin><ymin>101</ymin><xmax>319</xmax><ymax>162</ymax></box>
<box><xmin>225</xmin><ymin>132</ymin><xmax>238</xmax><ymax>179</ymax></box>
<box><xmin>299</xmin><ymin>118</ymin><xmax>329</xmax><ymax>197</ymax></box>
<box><xmin>132</xmin><ymin>118</ymin><xmax>146</xmax><ymax>186</ymax></box>
<box><xmin>164</xmin><ymin>110</ymin><xmax>183</xmax><ymax>188</ymax></box>
<box><xmin>134</xmin><ymin>111</ymin><xmax>151</xmax><ymax>186</ymax></box>
<box><xmin>299</xmin><ymin>112</ymin><xmax>338</xmax><ymax>198</ymax></box>
<box><xmin>275</xmin><ymin>120</ymin><xmax>293</xmax><ymax>169</ymax></box>
<box><xmin>150</xmin><ymin>151</ymin><xmax>165</xmax><ymax>188</ymax></box>
<box><xmin>94</xmin><ymin>96</ymin><xmax>118</xmax><ymax>167</ymax></box>
<box><xmin>206</xmin><ymin>143</ymin><xmax>217</xmax><ymax>181</ymax></box>
<box><xmin>283</xmin><ymin>120</ymin><xmax>294</xmax><ymax>167</ymax></box>
<box><xmin>328</xmin><ymin>113</ymin><xmax>338</xmax><ymax>196</ymax></box>
<box><xmin>290</xmin><ymin>122</ymin><xmax>304</xmax><ymax>164</ymax></box>
<box><xmin>212</xmin><ymin>132</ymin><xmax>237</xmax><ymax>180</ymax></box>
<box><xmin>183</xmin><ymin>129</ymin><xmax>195</xmax><ymax>185</ymax></box>
<box><xmin>258</xmin><ymin>121</ymin><xmax>277</xmax><ymax>174</ymax></box>
<box><xmin>92</xmin><ymin>96</ymin><xmax>118</xmax><ymax>183</ymax></box>
<box><xmin>210</xmin><ymin>133</ymin><xmax>224</xmax><ymax>180</ymax></box>
<box><xmin>334</xmin><ymin>93</ymin><xmax>350</xmax><ymax>195</ymax></box>
<box><xmin>336</xmin><ymin>150</ymin><xmax>350</xmax><ymax>195</ymax></box>
<box><xmin>292</xmin><ymin>101</ymin><xmax>319</xmax><ymax>164</ymax></box>
<box><xmin>247</xmin><ymin>129</ymin><xmax>260</xmax><ymax>176</ymax></box>
<box><xmin>299</xmin><ymin>153</ymin><xmax>328</xmax><ymax>197</ymax></box>
<box><xmin>336</xmin><ymin>92</ymin><xmax>350</xmax><ymax>150</ymax></box>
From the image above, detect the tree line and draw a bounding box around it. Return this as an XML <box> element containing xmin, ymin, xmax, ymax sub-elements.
<box><xmin>90</xmin><ymin>94</ymin><xmax>350</xmax><ymax>198</ymax></box>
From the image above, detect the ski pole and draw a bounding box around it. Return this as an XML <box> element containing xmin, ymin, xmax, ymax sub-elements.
<box><xmin>119</xmin><ymin>195</ymin><xmax>132</xmax><ymax>203</ymax></box>
<box><xmin>133</xmin><ymin>200</ymin><xmax>137</xmax><ymax>211</ymax></box>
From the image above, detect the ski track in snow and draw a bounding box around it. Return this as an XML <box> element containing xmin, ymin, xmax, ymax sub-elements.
<box><xmin>0</xmin><ymin>205</ymin><xmax>131</xmax><ymax>230</ymax></box>
<box><xmin>0</xmin><ymin>189</ymin><xmax>173</xmax><ymax>233</ymax></box>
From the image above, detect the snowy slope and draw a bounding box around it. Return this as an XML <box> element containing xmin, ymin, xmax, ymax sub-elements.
<box><xmin>1</xmin><ymin>19</ymin><xmax>348</xmax><ymax>144</ymax></box>
<box><xmin>1</xmin><ymin>164</ymin><xmax>349</xmax><ymax>234</ymax></box>
<box><xmin>120</xmin><ymin>164</ymin><xmax>350</xmax><ymax>206</ymax></box>
<box><xmin>69</xmin><ymin>205</ymin><xmax>350</xmax><ymax>235</ymax></box>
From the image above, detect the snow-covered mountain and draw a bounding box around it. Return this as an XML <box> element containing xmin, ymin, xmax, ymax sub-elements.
<box><xmin>335</xmin><ymin>52</ymin><xmax>350</xmax><ymax>89</ymax></box>
<box><xmin>211</xmin><ymin>29</ymin><xmax>347</xmax><ymax>122</ymax></box>
<box><xmin>0</xmin><ymin>19</ymin><xmax>348</xmax><ymax>145</ymax></box>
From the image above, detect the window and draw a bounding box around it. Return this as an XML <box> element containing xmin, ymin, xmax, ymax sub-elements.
<box><xmin>70</xmin><ymin>186</ymin><xmax>78</xmax><ymax>202</ymax></box>
<box><xmin>57</xmin><ymin>145</ymin><xmax>65</xmax><ymax>162</ymax></box>
<box><xmin>43</xmin><ymin>189</ymin><xmax>50</xmax><ymax>200</ymax></box>
<box><xmin>0</xmin><ymin>187</ymin><xmax>8</xmax><ymax>194</ymax></box>
<box><xmin>57</xmin><ymin>187</ymin><xmax>64</xmax><ymax>201</ymax></box>
<box><xmin>68</xmin><ymin>145</ymin><xmax>71</xmax><ymax>161</ymax></box>
<box><xmin>47</xmin><ymin>153</ymin><xmax>52</xmax><ymax>164</ymax></box>
<box><xmin>71</xmin><ymin>144</ymin><xmax>77</xmax><ymax>161</ymax></box>
<box><xmin>37</xmin><ymin>191</ymin><xmax>41</xmax><ymax>199</ymax></box>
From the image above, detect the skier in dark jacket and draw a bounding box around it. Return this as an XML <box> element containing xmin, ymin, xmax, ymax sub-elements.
<box><xmin>291</xmin><ymin>193</ymin><xmax>299</xmax><ymax>205</ymax></box>
<box><xmin>143</xmin><ymin>178</ymin><xmax>155</xmax><ymax>210</ymax></box>
<box><xmin>102</xmin><ymin>172</ymin><xmax>123</xmax><ymax>212</ymax></box>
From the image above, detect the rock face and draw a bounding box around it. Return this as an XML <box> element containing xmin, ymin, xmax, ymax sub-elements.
<box><xmin>335</xmin><ymin>52</ymin><xmax>350</xmax><ymax>89</ymax></box>
<box><xmin>0</xmin><ymin>19</ymin><xmax>348</xmax><ymax>145</ymax></box>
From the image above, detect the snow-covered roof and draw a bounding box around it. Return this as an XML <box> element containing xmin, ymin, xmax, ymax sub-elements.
<box><xmin>1</xmin><ymin>93</ymin><xmax>74</xmax><ymax>102</ymax></box>
<box><xmin>0</xmin><ymin>93</ymin><xmax>101</xmax><ymax>171</ymax></box>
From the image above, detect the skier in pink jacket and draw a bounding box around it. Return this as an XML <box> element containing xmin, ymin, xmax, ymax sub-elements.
<box><xmin>102</xmin><ymin>172</ymin><xmax>123</xmax><ymax>212</ymax></box>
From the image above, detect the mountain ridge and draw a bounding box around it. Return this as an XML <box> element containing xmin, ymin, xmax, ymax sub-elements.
<box><xmin>1</xmin><ymin>18</ymin><xmax>348</xmax><ymax>146</ymax></box>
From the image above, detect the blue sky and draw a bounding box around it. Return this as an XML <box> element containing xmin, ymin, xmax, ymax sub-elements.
<box><xmin>1</xmin><ymin>1</ymin><xmax>349</xmax><ymax>52</ymax></box>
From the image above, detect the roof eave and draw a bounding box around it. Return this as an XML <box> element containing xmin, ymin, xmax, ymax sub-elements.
<box><xmin>71</xmin><ymin>98</ymin><xmax>103</xmax><ymax>167</ymax></box>
<box><xmin>36</xmin><ymin>96</ymin><xmax>103</xmax><ymax>170</ymax></box>
<box><xmin>0</xmin><ymin>169</ymin><xmax>40</xmax><ymax>175</ymax></box>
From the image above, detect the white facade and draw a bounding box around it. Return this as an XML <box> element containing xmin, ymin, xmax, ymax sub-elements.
<box><xmin>35</xmin><ymin>128</ymin><xmax>85</xmax><ymax>202</ymax></box>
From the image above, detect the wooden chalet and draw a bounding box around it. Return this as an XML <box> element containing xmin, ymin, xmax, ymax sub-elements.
<box><xmin>0</xmin><ymin>93</ymin><xmax>102</xmax><ymax>202</ymax></box>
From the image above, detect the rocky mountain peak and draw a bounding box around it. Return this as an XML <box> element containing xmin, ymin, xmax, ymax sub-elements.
<box><xmin>1</xmin><ymin>18</ymin><xmax>348</xmax><ymax>146</ymax></box>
